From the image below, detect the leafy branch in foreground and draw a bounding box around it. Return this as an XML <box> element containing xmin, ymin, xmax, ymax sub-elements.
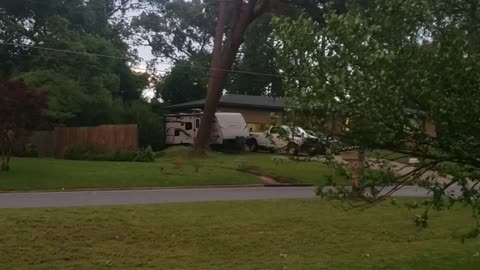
<box><xmin>275</xmin><ymin>0</ymin><xmax>480</xmax><ymax>239</ymax></box>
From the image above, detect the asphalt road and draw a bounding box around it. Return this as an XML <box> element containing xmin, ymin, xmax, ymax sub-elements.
<box><xmin>0</xmin><ymin>185</ymin><xmax>459</xmax><ymax>209</ymax></box>
<box><xmin>0</xmin><ymin>187</ymin><xmax>316</xmax><ymax>209</ymax></box>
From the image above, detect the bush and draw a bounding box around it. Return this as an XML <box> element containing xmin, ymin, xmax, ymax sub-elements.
<box><xmin>133</xmin><ymin>146</ymin><xmax>154</xmax><ymax>162</ymax></box>
<box><xmin>13</xmin><ymin>143</ymin><xmax>39</xmax><ymax>157</ymax></box>
<box><xmin>64</xmin><ymin>145</ymin><xmax>95</xmax><ymax>160</ymax></box>
<box><xmin>122</xmin><ymin>101</ymin><xmax>165</xmax><ymax>150</ymax></box>
<box><xmin>114</xmin><ymin>150</ymin><xmax>137</xmax><ymax>161</ymax></box>
<box><xmin>64</xmin><ymin>145</ymin><xmax>154</xmax><ymax>162</ymax></box>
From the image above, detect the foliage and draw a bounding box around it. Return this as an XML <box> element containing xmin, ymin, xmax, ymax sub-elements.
<box><xmin>64</xmin><ymin>145</ymin><xmax>154</xmax><ymax>162</ymax></box>
<box><xmin>227</xmin><ymin>14</ymin><xmax>284</xmax><ymax>97</ymax></box>
<box><xmin>274</xmin><ymin>0</ymin><xmax>480</xmax><ymax>237</ymax></box>
<box><xmin>132</xmin><ymin>0</ymin><xmax>216</xmax><ymax>61</ymax></box>
<box><xmin>155</xmin><ymin>54</ymin><xmax>209</xmax><ymax>104</ymax></box>
<box><xmin>121</xmin><ymin>101</ymin><xmax>165</xmax><ymax>150</ymax></box>
<box><xmin>12</xmin><ymin>143</ymin><xmax>39</xmax><ymax>158</ymax></box>
<box><xmin>0</xmin><ymin>80</ymin><xmax>47</xmax><ymax>171</ymax></box>
<box><xmin>133</xmin><ymin>0</ymin><xmax>209</xmax><ymax>60</ymax></box>
<box><xmin>0</xmin><ymin>0</ymin><xmax>149</xmax><ymax>126</ymax></box>
<box><xmin>133</xmin><ymin>146</ymin><xmax>155</xmax><ymax>162</ymax></box>
<box><xmin>119</xmin><ymin>69</ymin><xmax>150</xmax><ymax>101</ymax></box>
<box><xmin>133</xmin><ymin>0</ymin><xmax>285</xmax><ymax>100</ymax></box>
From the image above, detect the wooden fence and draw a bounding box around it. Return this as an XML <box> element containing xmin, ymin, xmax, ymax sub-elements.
<box><xmin>54</xmin><ymin>124</ymin><xmax>138</xmax><ymax>157</ymax></box>
<box><xmin>15</xmin><ymin>125</ymin><xmax>138</xmax><ymax>158</ymax></box>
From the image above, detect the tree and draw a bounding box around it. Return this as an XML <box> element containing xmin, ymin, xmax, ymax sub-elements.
<box><xmin>274</xmin><ymin>0</ymin><xmax>480</xmax><ymax>236</ymax></box>
<box><xmin>193</xmin><ymin>0</ymin><xmax>346</xmax><ymax>153</ymax></box>
<box><xmin>227</xmin><ymin>14</ymin><xmax>284</xmax><ymax>97</ymax></box>
<box><xmin>0</xmin><ymin>0</ymin><xmax>148</xmax><ymax>126</ymax></box>
<box><xmin>132</xmin><ymin>0</ymin><xmax>291</xmax><ymax>103</ymax></box>
<box><xmin>132</xmin><ymin>0</ymin><xmax>216</xmax><ymax>62</ymax></box>
<box><xmin>155</xmin><ymin>54</ymin><xmax>210</xmax><ymax>104</ymax></box>
<box><xmin>122</xmin><ymin>101</ymin><xmax>166</xmax><ymax>150</ymax></box>
<box><xmin>118</xmin><ymin>67</ymin><xmax>150</xmax><ymax>102</ymax></box>
<box><xmin>0</xmin><ymin>80</ymin><xmax>48</xmax><ymax>171</ymax></box>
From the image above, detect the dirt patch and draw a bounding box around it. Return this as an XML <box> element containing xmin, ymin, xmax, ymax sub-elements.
<box><xmin>237</xmin><ymin>169</ymin><xmax>281</xmax><ymax>184</ymax></box>
<box><xmin>238</xmin><ymin>169</ymin><xmax>313</xmax><ymax>186</ymax></box>
<box><xmin>257</xmin><ymin>175</ymin><xmax>280</xmax><ymax>185</ymax></box>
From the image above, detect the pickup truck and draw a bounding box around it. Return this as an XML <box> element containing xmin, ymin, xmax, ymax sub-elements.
<box><xmin>247</xmin><ymin>125</ymin><xmax>326</xmax><ymax>155</ymax></box>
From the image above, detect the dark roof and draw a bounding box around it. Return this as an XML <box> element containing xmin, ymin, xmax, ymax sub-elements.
<box><xmin>168</xmin><ymin>94</ymin><xmax>285</xmax><ymax>111</ymax></box>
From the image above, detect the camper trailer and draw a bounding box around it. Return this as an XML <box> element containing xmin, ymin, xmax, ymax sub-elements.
<box><xmin>165</xmin><ymin>112</ymin><xmax>249</xmax><ymax>146</ymax></box>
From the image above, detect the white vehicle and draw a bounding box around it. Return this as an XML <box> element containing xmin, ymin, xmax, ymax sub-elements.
<box><xmin>165</xmin><ymin>112</ymin><xmax>249</xmax><ymax>146</ymax></box>
<box><xmin>247</xmin><ymin>125</ymin><xmax>319</xmax><ymax>154</ymax></box>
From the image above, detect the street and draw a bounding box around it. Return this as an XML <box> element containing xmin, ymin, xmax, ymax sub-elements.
<box><xmin>0</xmin><ymin>185</ymin><xmax>461</xmax><ymax>209</ymax></box>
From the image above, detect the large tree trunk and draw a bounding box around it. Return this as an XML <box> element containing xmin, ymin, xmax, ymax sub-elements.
<box><xmin>193</xmin><ymin>0</ymin><xmax>258</xmax><ymax>154</ymax></box>
<box><xmin>193</xmin><ymin>0</ymin><xmax>227</xmax><ymax>154</ymax></box>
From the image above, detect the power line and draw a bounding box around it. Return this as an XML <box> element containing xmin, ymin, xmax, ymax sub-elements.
<box><xmin>0</xmin><ymin>42</ymin><xmax>290</xmax><ymax>79</ymax></box>
<box><xmin>0</xmin><ymin>42</ymin><xmax>128</xmax><ymax>60</ymax></box>
<box><xmin>0</xmin><ymin>0</ymin><xmax>293</xmax><ymax>79</ymax></box>
<box><xmin>0</xmin><ymin>50</ymin><xmax>286</xmax><ymax>88</ymax></box>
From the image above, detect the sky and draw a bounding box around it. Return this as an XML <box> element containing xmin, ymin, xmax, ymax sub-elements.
<box><xmin>126</xmin><ymin>9</ymin><xmax>174</xmax><ymax>100</ymax></box>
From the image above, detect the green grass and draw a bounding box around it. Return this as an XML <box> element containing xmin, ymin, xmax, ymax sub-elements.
<box><xmin>0</xmin><ymin>148</ymin><xmax>339</xmax><ymax>191</ymax></box>
<box><xmin>234</xmin><ymin>154</ymin><xmax>343</xmax><ymax>185</ymax></box>
<box><xmin>0</xmin><ymin>199</ymin><xmax>478</xmax><ymax>269</ymax></box>
<box><xmin>0</xmin><ymin>156</ymin><xmax>259</xmax><ymax>191</ymax></box>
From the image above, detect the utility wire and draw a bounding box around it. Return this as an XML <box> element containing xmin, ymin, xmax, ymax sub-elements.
<box><xmin>0</xmin><ymin>0</ymin><xmax>295</xmax><ymax>79</ymax></box>
<box><xmin>0</xmin><ymin>42</ymin><xmax>291</xmax><ymax>79</ymax></box>
<box><xmin>0</xmin><ymin>51</ymin><xmax>284</xmax><ymax>90</ymax></box>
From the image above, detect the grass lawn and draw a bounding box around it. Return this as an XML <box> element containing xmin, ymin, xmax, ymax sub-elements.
<box><xmin>0</xmin><ymin>199</ymin><xmax>479</xmax><ymax>269</ymax></box>
<box><xmin>0</xmin><ymin>147</ymin><xmax>339</xmax><ymax>191</ymax></box>
<box><xmin>232</xmin><ymin>154</ymin><xmax>343</xmax><ymax>184</ymax></box>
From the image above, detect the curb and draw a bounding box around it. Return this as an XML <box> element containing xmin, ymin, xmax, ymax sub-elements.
<box><xmin>0</xmin><ymin>183</ymin><xmax>317</xmax><ymax>194</ymax></box>
<box><xmin>0</xmin><ymin>184</ymin><xmax>267</xmax><ymax>194</ymax></box>
<box><xmin>263</xmin><ymin>183</ymin><xmax>315</xmax><ymax>187</ymax></box>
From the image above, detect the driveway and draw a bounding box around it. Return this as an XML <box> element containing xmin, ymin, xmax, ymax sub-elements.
<box><xmin>0</xmin><ymin>185</ymin><xmax>461</xmax><ymax>209</ymax></box>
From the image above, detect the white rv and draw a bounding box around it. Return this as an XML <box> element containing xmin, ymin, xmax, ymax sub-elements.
<box><xmin>165</xmin><ymin>112</ymin><xmax>250</xmax><ymax>146</ymax></box>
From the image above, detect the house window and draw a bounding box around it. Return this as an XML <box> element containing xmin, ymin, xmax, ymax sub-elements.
<box><xmin>185</xmin><ymin>122</ymin><xmax>193</xmax><ymax>130</ymax></box>
<box><xmin>174</xmin><ymin>130</ymin><xmax>180</xmax><ymax>136</ymax></box>
<box><xmin>195</xmin><ymin>118</ymin><xmax>200</xmax><ymax>129</ymax></box>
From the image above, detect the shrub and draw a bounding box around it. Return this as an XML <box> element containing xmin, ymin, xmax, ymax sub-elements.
<box><xmin>13</xmin><ymin>143</ymin><xmax>39</xmax><ymax>157</ymax></box>
<box><xmin>114</xmin><ymin>150</ymin><xmax>137</xmax><ymax>161</ymax></box>
<box><xmin>122</xmin><ymin>101</ymin><xmax>165</xmax><ymax>150</ymax></box>
<box><xmin>64</xmin><ymin>145</ymin><xmax>95</xmax><ymax>160</ymax></box>
<box><xmin>63</xmin><ymin>145</ymin><xmax>154</xmax><ymax>162</ymax></box>
<box><xmin>133</xmin><ymin>146</ymin><xmax>154</xmax><ymax>162</ymax></box>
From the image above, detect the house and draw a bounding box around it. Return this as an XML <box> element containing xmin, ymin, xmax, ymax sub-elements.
<box><xmin>168</xmin><ymin>94</ymin><xmax>437</xmax><ymax>138</ymax></box>
<box><xmin>403</xmin><ymin>108</ymin><xmax>436</xmax><ymax>138</ymax></box>
<box><xmin>168</xmin><ymin>94</ymin><xmax>285</xmax><ymax>132</ymax></box>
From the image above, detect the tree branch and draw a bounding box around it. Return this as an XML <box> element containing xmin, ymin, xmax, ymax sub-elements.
<box><xmin>349</xmin><ymin>159</ymin><xmax>447</xmax><ymax>210</ymax></box>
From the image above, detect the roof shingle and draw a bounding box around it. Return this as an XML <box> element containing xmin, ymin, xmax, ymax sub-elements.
<box><xmin>168</xmin><ymin>94</ymin><xmax>285</xmax><ymax>111</ymax></box>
